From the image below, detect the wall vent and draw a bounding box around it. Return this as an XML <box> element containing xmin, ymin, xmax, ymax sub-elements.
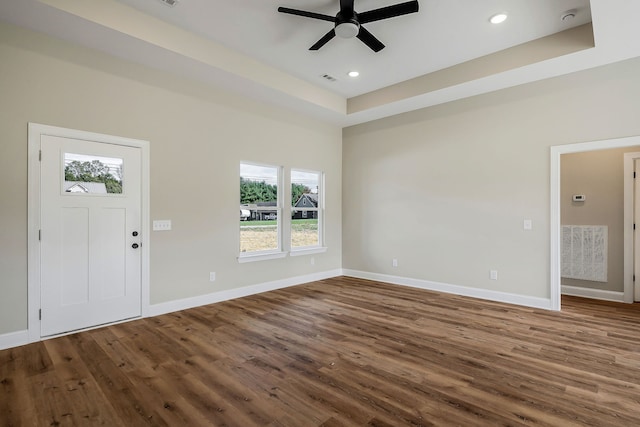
<box><xmin>320</xmin><ymin>74</ymin><xmax>337</xmax><ymax>82</ymax></box>
<box><xmin>158</xmin><ymin>0</ymin><xmax>180</xmax><ymax>7</ymax></box>
<box><xmin>561</xmin><ymin>225</ymin><xmax>608</xmax><ymax>282</ymax></box>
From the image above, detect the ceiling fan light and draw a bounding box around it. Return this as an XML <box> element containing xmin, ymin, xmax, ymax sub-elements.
<box><xmin>335</xmin><ymin>22</ymin><xmax>359</xmax><ymax>38</ymax></box>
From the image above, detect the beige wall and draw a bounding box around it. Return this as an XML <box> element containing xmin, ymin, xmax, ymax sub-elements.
<box><xmin>0</xmin><ymin>24</ymin><xmax>342</xmax><ymax>335</ymax></box>
<box><xmin>343</xmin><ymin>56</ymin><xmax>640</xmax><ymax>300</ymax></box>
<box><xmin>4</xmin><ymin>21</ymin><xmax>640</xmax><ymax>337</ymax></box>
<box><xmin>561</xmin><ymin>148</ymin><xmax>640</xmax><ymax>292</ymax></box>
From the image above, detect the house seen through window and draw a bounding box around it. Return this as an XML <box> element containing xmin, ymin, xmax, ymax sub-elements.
<box><xmin>64</xmin><ymin>153</ymin><xmax>123</xmax><ymax>194</ymax></box>
<box><xmin>291</xmin><ymin>169</ymin><xmax>322</xmax><ymax>249</ymax></box>
<box><xmin>239</xmin><ymin>162</ymin><xmax>281</xmax><ymax>254</ymax></box>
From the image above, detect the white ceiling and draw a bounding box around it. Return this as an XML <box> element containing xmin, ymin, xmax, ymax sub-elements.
<box><xmin>116</xmin><ymin>0</ymin><xmax>591</xmax><ymax>98</ymax></box>
<box><xmin>1</xmin><ymin>0</ymin><xmax>640</xmax><ymax>127</ymax></box>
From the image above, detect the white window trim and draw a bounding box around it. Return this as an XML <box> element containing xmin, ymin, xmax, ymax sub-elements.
<box><xmin>237</xmin><ymin>251</ymin><xmax>287</xmax><ymax>263</ymax></box>
<box><xmin>290</xmin><ymin>246</ymin><xmax>327</xmax><ymax>257</ymax></box>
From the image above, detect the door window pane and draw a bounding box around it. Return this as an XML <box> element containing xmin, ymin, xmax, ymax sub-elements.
<box><xmin>64</xmin><ymin>153</ymin><xmax>123</xmax><ymax>194</ymax></box>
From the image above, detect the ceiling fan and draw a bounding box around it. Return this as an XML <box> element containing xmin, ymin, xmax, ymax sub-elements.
<box><xmin>278</xmin><ymin>0</ymin><xmax>419</xmax><ymax>52</ymax></box>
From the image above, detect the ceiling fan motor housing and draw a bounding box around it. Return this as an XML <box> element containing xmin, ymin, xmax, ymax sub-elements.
<box><xmin>335</xmin><ymin>11</ymin><xmax>360</xmax><ymax>38</ymax></box>
<box><xmin>277</xmin><ymin>0</ymin><xmax>420</xmax><ymax>52</ymax></box>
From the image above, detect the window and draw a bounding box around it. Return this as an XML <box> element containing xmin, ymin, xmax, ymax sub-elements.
<box><xmin>239</xmin><ymin>162</ymin><xmax>284</xmax><ymax>261</ymax></box>
<box><xmin>291</xmin><ymin>169</ymin><xmax>323</xmax><ymax>251</ymax></box>
<box><xmin>63</xmin><ymin>153</ymin><xmax>123</xmax><ymax>194</ymax></box>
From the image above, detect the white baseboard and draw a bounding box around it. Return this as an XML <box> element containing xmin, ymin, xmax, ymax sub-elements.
<box><xmin>148</xmin><ymin>269</ymin><xmax>343</xmax><ymax>317</ymax></box>
<box><xmin>2</xmin><ymin>268</ymin><xmax>556</xmax><ymax>352</ymax></box>
<box><xmin>0</xmin><ymin>329</ymin><xmax>30</xmax><ymax>351</ymax></box>
<box><xmin>343</xmin><ymin>269</ymin><xmax>554</xmax><ymax>310</ymax></box>
<box><xmin>561</xmin><ymin>285</ymin><xmax>625</xmax><ymax>302</ymax></box>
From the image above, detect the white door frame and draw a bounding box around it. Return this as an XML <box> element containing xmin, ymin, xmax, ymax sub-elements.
<box><xmin>27</xmin><ymin>123</ymin><xmax>150</xmax><ymax>343</ymax></box>
<box><xmin>551</xmin><ymin>135</ymin><xmax>640</xmax><ymax>310</ymax></box>
<box><xmin>624</xmin><ymin>152</ymin><xmax>640</xmax><ymax>302</ymax></box>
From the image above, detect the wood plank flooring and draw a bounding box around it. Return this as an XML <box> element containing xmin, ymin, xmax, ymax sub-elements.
<box><xmin>3</xmin><ymin>276</ymin><xmax>640</xmax><ymax>426</ymax></box>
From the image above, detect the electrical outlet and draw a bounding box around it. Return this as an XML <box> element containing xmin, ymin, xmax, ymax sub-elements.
<box><xmin>524</xmin><ymin>219</ymin><xmax>532</xmax><ymax>230</ymax></box>
<box><xmin>392</xmin><ymin>259</ymin><xmax>398</xmax><ymax>267</ymax></box>
<box><xmin>490</xmin><ymin>270</ymin><xmax>498</xmax><ymax>280</ymax></box>
<box><xmin>209</xmin><ymin>272</ymin><xmax>216</xmax><ymax>282</ymax></box>
<box><xmin>310</xmin><ymin>257</ymin><xmax>315</xmax><ymax>265</ymax></box>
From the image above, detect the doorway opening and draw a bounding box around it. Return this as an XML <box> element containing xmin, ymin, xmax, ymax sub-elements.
<box><xmin>551</xmin><ymin>135</ymin><xmax>640</xmax><ymax>310</ymax></box>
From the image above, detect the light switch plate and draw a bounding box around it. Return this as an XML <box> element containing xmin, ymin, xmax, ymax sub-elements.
<box><xmin>524</xmin><ymin>219</ymin><xmax>532</xmax><ymax>230</ymax></box>
<box><xmin>153</xmin><ymin>220</ymin><xmax>172</xmax><ymax>231</ymax></box>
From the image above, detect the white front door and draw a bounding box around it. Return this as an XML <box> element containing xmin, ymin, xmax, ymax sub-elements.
<box><xmin>635</xmin><ymin>158</ymin><xmax>640</xmax><ymax>302</ymax></box>
<box><xmin>40</xmin><ymin>135</ymin><xmax>142</xmax><ymax>336</ymax></box>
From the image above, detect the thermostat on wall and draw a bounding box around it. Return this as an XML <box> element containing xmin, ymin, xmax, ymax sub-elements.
<box><xmin>572</xmin><ymin>194</ymin><xmax>586</xmax><ymax>202</ymax></box>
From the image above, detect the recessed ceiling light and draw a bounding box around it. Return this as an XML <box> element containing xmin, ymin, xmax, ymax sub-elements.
<box><xmin>490</xmin><ymin>13</ymin><xmax>508</xmax><ymax>24</ymax></box>
<box><xmin>348</xmin><ymin>71</ymin><xmax>360</xmax><ymax>78</ymax></box>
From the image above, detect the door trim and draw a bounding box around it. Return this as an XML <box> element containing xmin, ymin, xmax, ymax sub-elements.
<box><xmin>624</xmin><ymin>152</ymin><xmax>640</xmax><ymax>302</ymax></box>
<box><xmin>27</xmin><ymin>123</ymin><xmax>150</xmax><ymax>343</ymax></box>
<box><xmin>551</xmin><ymin>135</ymin><xmax>640</xmax><ymax>310</ymax></box>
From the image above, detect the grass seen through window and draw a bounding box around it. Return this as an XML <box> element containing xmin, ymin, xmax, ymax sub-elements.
<box><xmin>240</xmin><ymin>219</ymin><xmax>318</xmax><ymax>252</ymax></box>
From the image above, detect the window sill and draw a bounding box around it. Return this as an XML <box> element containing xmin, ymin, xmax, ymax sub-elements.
<box><xmin>289</xmin><ymin>247</ymin><xmax>328</xmax><ymax>257</ymax></box>
<box><xmin>237</xmin><ymin>251</ymin><xmax>287</xmax><ymax>263</ymax></box>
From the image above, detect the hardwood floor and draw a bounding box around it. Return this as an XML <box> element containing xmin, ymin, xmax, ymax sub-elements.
<box><xmin>3</xmin><ymin>277</ymin><xmax>640</xmax><ymax>426</ymax></box>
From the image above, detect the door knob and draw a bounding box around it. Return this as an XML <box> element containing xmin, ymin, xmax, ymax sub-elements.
<box><xmin>132</xmin><ymin>243</ymin><xmax>139</xmax><ymax>249</ymax></box>
<box><xmin>132</xmin><ymin>231</ymin><xmax>138</xmax><ymax>236</ymax></box>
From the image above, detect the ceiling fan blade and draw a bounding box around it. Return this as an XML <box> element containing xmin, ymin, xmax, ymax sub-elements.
<box><xmin>310</xmin><ymin>29</ymin><xmax>336</xmax><ymax>50</ymax></box>
<box><xmin>358</xmin><ymin>0</ymin><xmax>419</xmax><ymax>24</ymax></box>
<box><xmin>356</xmin><ymin>26</ymin><xmax>385</xmax><ymax>52</ymax></box>
<box><xmin>340</xmin><ymin>0</ymin><xmax>355</xmax><ymax>14</ymax></box>
<box><xmin>277</xmin><ymin>7</ymin><xmax>335</xmax><ymax>22</ymax></box>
